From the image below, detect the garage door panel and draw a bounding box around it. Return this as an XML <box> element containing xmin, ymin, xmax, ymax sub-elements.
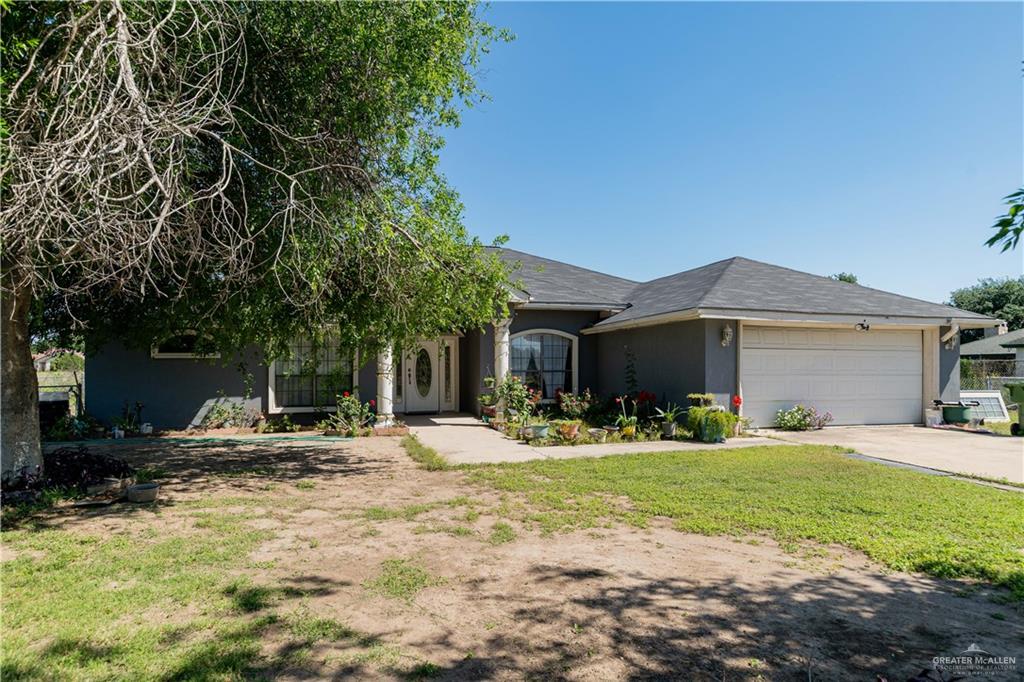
<box><xmin>741</xmin><ymin>327</ymin><xmax>922</xmax><ymax>427</ymax></box>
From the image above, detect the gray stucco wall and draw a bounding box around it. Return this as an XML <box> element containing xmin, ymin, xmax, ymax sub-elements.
<box><xmin>460</xmin><ymin>330</ymin><xmax>482</xmax><ymax>413</ymax></box>
<box><xmin>594</xmin><ymin>319</ymin><xmax>709</xmax><ymax>403</ymax></box>
<box><xmin>86</xmin><ymin>342</ymin><xmax>268</xmax><ymax>429</ymax></box>
<box><xmin>704</xmin><ymin>319</ymin><xmax>739</xmax><ymax>406</ymax></box>
<box><xmin>938</xmin><ymin>325</ymin><xmax>960</xmax><ymax>402</ymax></box>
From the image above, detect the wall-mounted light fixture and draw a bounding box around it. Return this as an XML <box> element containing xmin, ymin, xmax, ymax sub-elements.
<box><xmin>854</xmin><ymin>321</ymin><xmax>871</xmax><ymax>332</ymax></box>
<box><xmin>721</xmin><ymin>323</ymin><xmax>734</xmax><ymax>347</ymax></box>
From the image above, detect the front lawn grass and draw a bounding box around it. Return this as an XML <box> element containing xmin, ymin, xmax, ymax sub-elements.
<box><xmin>466</xmin><ymin>445</ymin><xmax>1024</xmax><ymax>599</ymax></box>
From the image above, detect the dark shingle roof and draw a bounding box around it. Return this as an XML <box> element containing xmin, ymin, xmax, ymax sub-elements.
<box><xmin>488</xmin><ymin>247</ymin><xmax>637</xmax><ymax>307</ymax></box>
<box><xmin>592</xmin><ymin>256</ymin><xmax>991</xmax><ymax>328</ymax></box>
<box><xmin>961</xmin><ymin>328</ymin><xmax>1024</xmax><ymax>355</ymax></box>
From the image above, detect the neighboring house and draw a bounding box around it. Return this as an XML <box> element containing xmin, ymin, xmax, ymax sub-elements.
<box><xmin>960</xmin><ymin>328</ymin><xmax>1024</xmax><ymax>362</ymax></box>
<box><xmin>86</xmin><ymin>248</ymin><xmax>997</xmax><ymax>429</ymax></box>
<box><xmin>33</xmin><ymin>349</ymin><xmax>84</xmax><ymax>372</ymax></box>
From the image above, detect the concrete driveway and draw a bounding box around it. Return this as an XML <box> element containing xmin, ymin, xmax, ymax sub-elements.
<box><xmin>769</xmin><ymin>425</ymin><xmax>1024</xmax><ymax>484</ymax></box>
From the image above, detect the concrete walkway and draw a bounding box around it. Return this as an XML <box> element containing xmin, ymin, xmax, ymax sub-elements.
<box><xmin>404</xmin><ymin>413</ymin><xmax>779</xmax><ymax>465</ymax></box>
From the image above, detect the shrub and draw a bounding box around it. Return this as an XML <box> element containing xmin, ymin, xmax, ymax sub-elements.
<box><xmin>557</xmin><ymin>389</ymin><xmax>592</xmax><ymax>419</ymax></box>
<box><xmin>687</xmin><ymin>406</ymin><xmax>738</xmax><ymax>442</ymax></box>
<box><xmin>701</xmin><ymin>410</ymin><xmax>734</xmax><ymax>443</ymax></box>
<box><xmin>775</xmin><ymin>405</ymin><xmax>833</xmax><ymax>431</ymax></box>
<box><xmin>494</xmin><ymin>375</ymin><xmax>540</xmax><ymax>425</ymax></box>
<box><xmin>44</xmin><ymin>414</ymin><xmax>97</xmax><ymax>441</ymax></box>
<box><xmin>326</xmin><ymin>392</ymin><xmax>376</xmax><ymax>436</ymax></box>
<box><xmin>686</xmin><ymin>406</ymin><xmax>709</xmax><ymax>436</ymax></box>
<box><xmin>257</xmin><ymin>415</ymin><xmax>301</xmax><ymax>433</ymax></box>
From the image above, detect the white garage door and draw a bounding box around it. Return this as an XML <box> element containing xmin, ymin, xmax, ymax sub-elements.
<box><xmin>741</xmin><ymin>326</ymin><xmax>922</xmax><ymax>427</ymax></box>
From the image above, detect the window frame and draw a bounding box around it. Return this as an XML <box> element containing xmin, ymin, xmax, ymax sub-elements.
<box><xmin>509</xmin><ymin>328</ymin><xmax>578</xmax><ymax>403</ymax></box>
<box><xmin>150</xmin><ymin>331</ymin><xmax>221</xmax><ymax>360</ymax></box>
<box><xmin>267</xmin><ymin>344</ymin><xmax>359</xmax><ymax>414</ymax></box>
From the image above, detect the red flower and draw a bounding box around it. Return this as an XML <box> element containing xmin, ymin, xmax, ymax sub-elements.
<box><xmin>342</xmin><ymin>391</ymin><xmax>350</xmax><ymax>398</ymax></box>
<box><xmin>615</xmin><ymin>397</ymin><xmax>621</xmax><ymax>404</ymax></box>
<box><xmin>732</xmin><ymin>395</ymin><xmax>742</xmax><ymax>407</ymax></box>
<box><xmin>369</xmin><ymin>399</ymin><xmax>376</xmax><ymax>407</ymax></box>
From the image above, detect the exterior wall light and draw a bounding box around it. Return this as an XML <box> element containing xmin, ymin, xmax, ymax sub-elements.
<box><xmin>721</xmin><ymin>323</ymin><xmax>734</xmax><ymax>347</ymax></box>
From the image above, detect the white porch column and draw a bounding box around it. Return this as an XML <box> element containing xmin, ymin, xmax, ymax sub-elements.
<box><xmin>375</xmin><ymin>346</ymin><xmax>395</xmax><ymax>427</ymax></box>
<box><xmin>494</xmin><ymin>318</ymin><xmax>511</xmax><ymax>382</ymax></box>
<box><xmin>493</xmin><ymin>318</ymin><xmax>511</xmax><ymax>416</ymax></box>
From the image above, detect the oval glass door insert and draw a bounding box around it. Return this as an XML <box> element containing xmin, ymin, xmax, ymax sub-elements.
<box><xmin>415</xmin><ymin>348</ymin><xmax>432</xmax><ymax>398</ymax></box>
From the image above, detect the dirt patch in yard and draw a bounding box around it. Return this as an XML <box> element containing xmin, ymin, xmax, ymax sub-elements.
<box><xmin>6</xmin><ymin>437</ymin><xmax>1022</xmax><ymax>680</ymax></box>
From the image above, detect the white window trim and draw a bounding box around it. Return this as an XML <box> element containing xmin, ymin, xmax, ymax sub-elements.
<box><xmin>509</xmin><ymin>328</ymin><xmax>579</xmax><ymax>402</ymax></box>
<box><xmin>150</xmin><ymin>331</ymin><xmax>221</xmax><ymax>360</ymax></box>
<box><xmin>267</xmin><ymin>349</ymin><xmax>360</xmax><ymax>414</ymax></box>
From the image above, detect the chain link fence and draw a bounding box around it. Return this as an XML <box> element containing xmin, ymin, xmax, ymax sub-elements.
<box><xmin>961</xmin><ymin>359</ymin><xmax>1024</xmax><ymax>408</ymax></box>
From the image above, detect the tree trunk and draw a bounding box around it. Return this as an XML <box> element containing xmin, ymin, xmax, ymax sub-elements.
<box><xmin>1</xmin><ymin>285</ymin><xmax>41</xmax><ymax>479</ymax></box>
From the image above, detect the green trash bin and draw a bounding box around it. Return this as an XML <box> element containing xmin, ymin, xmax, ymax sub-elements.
<box><xmin>942</xmin><ymin>404</ymin><xmax>973</xmax><ymax>424</ymax></box>
<box><xmin>1006</xmin><ymin>383</ymin><xmax>1024</xmax><ymax>436</ymax></box>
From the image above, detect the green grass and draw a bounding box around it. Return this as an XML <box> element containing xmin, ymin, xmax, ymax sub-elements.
<box><xmin>401</xmin><ymin>435</ymin><xmax>448</xmax><ymax>471</ymax></box>
<box><xmin>984</xmin><ymin>420</ymin><xmax>1016</xmax><ymax>437</ymax></box>
<box><xmin>488</xmin><ymin>522</ymin><xmax>516</xmax><ymax>545</ymax></box>
<box><xmin>1</xmin><ymin>510</ymin><xmax>276</xmax><ymax>679</ymax></box>
<box><xmin>467</xmin><ymin>445</ymin><xmax>1024</xmax><ymax>599</ymax></box>
<box><xmin>363</xmin><ymin>559</ymin><xmax>444</xmax><ymax>601</ymax></box>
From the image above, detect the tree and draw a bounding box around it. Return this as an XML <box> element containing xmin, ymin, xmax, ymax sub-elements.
<box><xmin>986</xmin><ymin>188</ymin><xmax>1024</xmax><ymax>252</ymax></box>
<box><xmin>948</xmin><ymin>277</ymin><xmax>1024</xmax><ymax>342</ymax></box>
<box><xmin>1</xmin><ymin>1</ymin><xmax>511</xmax><ymax>475</ymax></box>
<box><xmin>829</xmin><ymin>272</ymin><xmax>858</xmax><ymax>284</ymax></box>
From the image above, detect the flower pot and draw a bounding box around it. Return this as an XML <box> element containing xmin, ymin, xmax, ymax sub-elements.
<box><xmin>557</xmin><ymin>421</ymin><xmax>580</xmax><ymax>439</ymax></box>
<box><xmin>621</xmin><ymin>425</ymin><xmax>636</xmax><ymax>438</ymax></box>
<box><xmin>519</xmin><ymin>426</ymin><xmax>531</xmax><ymax>439</ymax></box>
<box><xmin>661</xmin><ymin>422</ymin><xmax>677</xmax><ymax>438</ymax></box>
<box><xmin>588</xmin><ymin>428</ymin><xmax>607</xmax><ymax>443</ymax></box>
<box><xmin>481</xmin><ymin>414</ymin><xmax>491</xmax><ymax>424</ymax></box>
<box><xmin>127</xmin><ymin>483</ymin><xmax>160</xmax><ymax>503</ymax></box>
<box><xmin>532</xmin><ymin>423</ymin><xmax>550</xmax><ymax>439</ymax></box>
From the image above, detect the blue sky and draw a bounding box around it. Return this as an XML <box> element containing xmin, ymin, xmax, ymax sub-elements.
<box><xmin>439</xmin><ymin>1</ymin><xmax>1023</xmax><ymax>303</ymax></box>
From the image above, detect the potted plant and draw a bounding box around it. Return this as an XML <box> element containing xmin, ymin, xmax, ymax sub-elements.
<box><xmin>587</xmin><ymin>427</ymin><xmax>607</xmax><ymax>443</ymax></box>
<box><xmin>554</xmin><ymin>419</ymin><xmax>582</xmax><ymax>440</ymax></box>
<box><xmin>529</xmin><ymin>411</ymin><xmax>550</xmax><ymax>439</ymax></box>
<box><xmin>655</xmin><ymin>403</ymin><xmax>682</xmax><ymax>438</ymax></box>
<box><xmin>478</xmin><ymin>393</ymin><xmax>497</xmax><ymax>423</ymax></box>
<box><xmin>687</xmin><ymin>393</ymin><xmax>714</xmax><ymax>408</ymax></box>
<box><xmin>615</xmin><ymin>395</ymin><xmax>638</xmax><ymax>438</ymax></box>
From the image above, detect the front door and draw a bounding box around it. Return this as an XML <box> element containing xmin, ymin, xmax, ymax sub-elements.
<box><xmin>404</xmin><ymin>341</ymin><xmax>439</xmax><ymax>413</ymax></box>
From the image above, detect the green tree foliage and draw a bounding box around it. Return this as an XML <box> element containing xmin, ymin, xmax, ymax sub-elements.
<box><xmin>829</xmin><ymin>272</ymin><xmax>858</xmax><ymax>284</ymax></box>
<box><xmin>949</xmin><ymin>277</ymin><xmax>1024</xmax><ymax>342</ymax></box>
<box><xmin>1</xmin><ymin>1</ymin><xmax>512</xmax><ymax>472</ymax></box>
<box><xmin>986</xmin><ymin>188</ymin><xmax>1024</xmax><ymax>252</ymax></box>
<box><xmin>5</xmin><ymin>0</ymin><xmax>512</xmax><ymax>357</ymax></box>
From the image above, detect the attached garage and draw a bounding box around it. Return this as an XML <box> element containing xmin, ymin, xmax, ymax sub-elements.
<box><xmin>741</xmin><ymin>326</ymin><xmax>923</xmax><ymax>427</ymax></box>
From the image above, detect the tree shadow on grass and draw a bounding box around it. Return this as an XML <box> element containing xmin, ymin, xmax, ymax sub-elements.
<box><xmin>407</xmin><ymin>564</ymin><xmax>1021</xmax><ymax>681</ymax></box>
<box><xmin>7</xmin><ymin>438</ymin><xmax>398</xmax><ymax>532</ymax></box>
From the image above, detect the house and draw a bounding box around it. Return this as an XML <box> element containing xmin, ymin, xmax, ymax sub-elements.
<box><xmin>85</xmin><ymin>249</ymin><xmax>998</xmax><ymax>429</ymax></box>
<box><xmin>960</xmin><ymin>327</ymin><xmax>1024</xmax><ymax>362</ymax></box>
<box><xmin>33</xmin><ymin>348</ymin><xmax>84</xmax><ymax>372</ymax></box>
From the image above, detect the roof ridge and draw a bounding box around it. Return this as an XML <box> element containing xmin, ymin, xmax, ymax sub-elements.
<box><xmin>493</xmin><ymin>247</ymin><xmax>640</xmax><ymax>285</ymax></box>
<box><xmin>632</xmin><ymin>255</ymin><xmax>739</xmax><ymax>289</ymax></box>
<box><xmin>715</xmin><ymin>255</ymin><xmax>974</xmax><ymax>314</ymax></box>
<box><xmin>693</xmin><ymin>257</ymin><xmax>741</xmax><ymax>308</ymax></box>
